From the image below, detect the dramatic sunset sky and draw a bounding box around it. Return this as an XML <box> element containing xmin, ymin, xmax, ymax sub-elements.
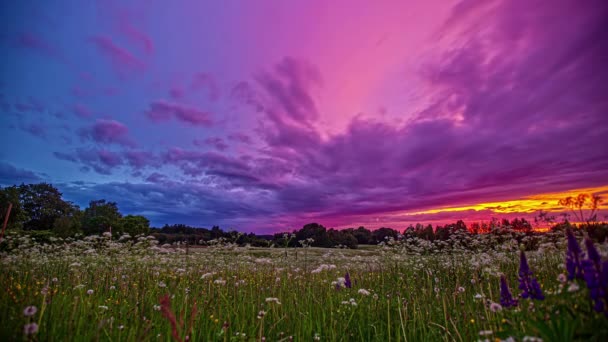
<box><xmin>1</xmin><ymin>0</ymin><xmax>607</xmax><ymax>233</ymax></box>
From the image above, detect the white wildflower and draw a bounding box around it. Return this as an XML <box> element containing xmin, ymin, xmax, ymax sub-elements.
<box><xmin>567</xmin><ymin>283</ymin><xmax>580</xmax><ymax>292</ymax></box>
<box><xmin>265</xmin><ymin>297</ymin><xmax>281</xmax><ymax>305</ymax></box>
<box><xmin>522</xmin><ymin>337</ymin><xmax>543</xmax><ymax>342</ymax></box>
<box><xmin>201</xmin><ymin>272</ymin><xmax>216</xmax><ymax>279</ymax></box>
<box><xmin>336</xmin><ymin>277</ymin><xmax>346</xmax><ymax>287</ymax></box>
<box><xmin>489</xmin><ymin>302</ymin><xmax>502</xmax><ymax>312</ymax></box>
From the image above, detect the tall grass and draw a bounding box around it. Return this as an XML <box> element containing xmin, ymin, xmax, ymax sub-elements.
<box><xmin>0</xmin><ymin>232</ymin><xmax>606</xmax><ymax>341</ymax></box>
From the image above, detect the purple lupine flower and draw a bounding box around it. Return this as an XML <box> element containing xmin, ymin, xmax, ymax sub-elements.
<box><xmin>519</xmin><ymin>250</ymin><xmax>530</xmax><ymax>278</ymax></box>
<box><xmin>344</xmin><ymin>272</ymin><xmax>352</xmax><ymax>289</ymax></box>
<box><xmin>499</xmin><ymin>275</ymin><xmax>518</xmax><ymax>308</ymax></box>
<box><xmin>518</xmin><ymin>251</ymin><xmax>544</xmax><ymax>300</ymax></box>
<box><xmin>566</xmin><ymin>229</ymin><xmax>583</xmax><ymax>280</ymax></box>
<box><xmin>582</xmin><ymin>259</ymin><xmax>604</xmax><ymax>313</ymax></box>
<box><xmin>581</xmin><ymin>240</ymin><xmax>606</xmax><ymax>314</ymax></box>
<box><xmin>601</xmin><ymin>261</ymin><xmax>608</xmax><ymax>317</ymax></box>
<box><xmin>585</xmin><ymin>238</ymin><xmax>601</xmax><ymax>269</ymax></box>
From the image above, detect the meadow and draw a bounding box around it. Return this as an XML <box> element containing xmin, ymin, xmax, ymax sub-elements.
<box><xmin>1</xmin><ymin>228</ymin><xmax>607</xmax><ymax>341</ymax></box>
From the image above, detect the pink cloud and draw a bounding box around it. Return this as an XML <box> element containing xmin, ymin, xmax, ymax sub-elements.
<box><xmin>89</xmin><ymin>35</ymin><xmax>145</xmax><ymax>78</ymax></box>
<box><xmin>145</xmin><ymin>100</ymin><xmax>213</xmax><ymax>126</ymax></box>
<box><xmin>117</xmin><ymin>22</ymin><xmax>154</xmax><ymax>55</ymax></box>
<box><xmin>193</xmin><ymin>137</ymin><xmax>228</xmax><ymax>151</ymax></box>
<box><xmin>230</xmin><ymin>81</ymin><xmax>263</xmax><ymax>112</ymax></box>
<box><xmin>96</xmin><ymin>0</ymin><xmax>154</xmax><ymax>55</ymax></box>
<box><xmin>227</xmin><ymin>133</ymin><xmax>252</xmax><ymax>144</ymax></box>
<box><xmin>255</xmin><ymin>57</ymin><xmax>322</xmax><ymax>124</ymax></box>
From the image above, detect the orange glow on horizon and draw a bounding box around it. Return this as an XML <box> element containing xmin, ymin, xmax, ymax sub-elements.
<box><xmin>405</xmin><ymin>185</ymin><xmax>608</xmax><ymax>216</ymax></box>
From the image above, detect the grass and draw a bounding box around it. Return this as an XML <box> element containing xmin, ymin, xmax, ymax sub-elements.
<box><xmin>0</xmin><ymin>233</ymin><xmax>607</xmax><ymax>341</ymax></box>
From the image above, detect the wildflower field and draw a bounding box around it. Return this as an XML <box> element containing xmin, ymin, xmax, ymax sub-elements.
<box><xmin>1</xmin><ymin>228</ymin><xmax>607</xmax><ymax>341</ymax></box>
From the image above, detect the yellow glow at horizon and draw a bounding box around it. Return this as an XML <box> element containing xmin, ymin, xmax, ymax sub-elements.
<box><xmin>405</xmin><ymin>185</ymin><xmax>608</xmax><ymax>216</ymax></box>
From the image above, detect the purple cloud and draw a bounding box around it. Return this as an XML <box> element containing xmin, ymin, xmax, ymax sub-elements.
<box><xmin>145</xmin><ymin>100</ymin><xmax>213</xmax><ymax>126</ymax></box>
<box><xmin>97</xmin><ymin>0</ymin><xmax>154</xmax><ymax>55</ymax></box>
<box><xmin>193</xmin><ymin>137</ymin><xmax>228</xmax><ymax>151</ymax></box>
<box><xmin>80</xmin><ymin>119</ymin><xmax>135</xmax><ymax>147</ymax></box>
<box><xmin>89</xmin><ymin>35</ymin><xmax>145</xmax><ymax>78</ymax></box>
<box><xmin>72</xmin><ymin>103</ymin><xmax>93</xmax><ymax>118</ymax></box>
<box><xmin>145</xmin><ymin>172</ymin><xmax>168</xmax><ymax>183</ymax></box>
<box><xmin>10</xmin><ymin>31</ymin><xmax>70</xmax><ymax>66</ymax></box>
<box><xmin>124</xmin><ymin>150</ymin><xmax>158</xmax><ymax>169</ymax></box>
<box><xmin>117</xmin><ymin>22</ymin><xmax>154</xmax><ymax>55</ymax></box>
<box><xmin>227</xmin><ymin>133</ymin><xmax>252</xmax><ymax>144</ymax></box>
<box><xmin>230</xmin><ymin>81</ymin><xmax>263</xmax><ymax>112</ymax></box>
<box><xmin>55</xmin><ymin>148</ymin><xmax>124</xmax><ymax>175</ymax></box>
<box><xmin>0</xmin><ymin>162</ymin><xmax>43</xmax><ymax>185</ymax></box>
<box><xmin>255</xmin><ymin>57</ymin><xmax>322</xmax><ymax>124</ymax></box>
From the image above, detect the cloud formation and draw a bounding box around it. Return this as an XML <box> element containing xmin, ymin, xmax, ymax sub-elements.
<box><xmin>145</xmin><ymin>100</ymin><xmax>213</xmax><ymax>126</ymax></box>
<box><xmin>89</xmin><ymin>35</ymin><xmax>145</xmax><ymax>78</ymax></box>
<box><xmin>2</xmin><ymin>0</ymin><xmax>607</xmax><ymax>231</ymax></box>
<box><xmin>0</xmin><ymin>162</ymin><xmax>42</xmax><ymax>185</ymax></box>
<box><xmin>79</xmin><ymin>119</ymin><xmax>135</xmax><ymax>147</ymax></box>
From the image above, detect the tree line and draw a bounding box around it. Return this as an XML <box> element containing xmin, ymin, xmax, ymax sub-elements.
<box><xmin>3</xmin><ymin>182</ymin><xmax>604</xmax><ymax>249</ymax></box>
<box><xmin>0</xmin><ymin>183</ymin><xmax>150</xmax><ymax>239</ymax></box>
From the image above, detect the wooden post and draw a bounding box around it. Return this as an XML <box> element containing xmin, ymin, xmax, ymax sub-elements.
<box><xmin>0</xmin><ymin>203</ymin><xmax>13</xmax><ymax>243</ymax></box>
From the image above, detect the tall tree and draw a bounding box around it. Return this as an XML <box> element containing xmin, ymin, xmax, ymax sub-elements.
<box><xmin>82</xmin><ymin>200</ymin><xmax>122</xmax><ymax>235</ymax></box>
<box><xmin>52</xmin><ymin>206</ymin><xmax>83</xmax><ymax>237</ymax></box>
<box><xmin>120</xmin><ymin>215</ymin><xmax>150</xmax><ymax>236</ymax></box>
<box><xmin>18</xmin><ymin>183</ymin><xmax>74</xmax><ymax>231</ymax></box>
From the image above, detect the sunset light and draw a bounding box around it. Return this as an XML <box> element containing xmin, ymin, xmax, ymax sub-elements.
<box><xmin>407</xmin><ymin>185</ymin><xmax>608</xmax><ymax>216</ymax></box>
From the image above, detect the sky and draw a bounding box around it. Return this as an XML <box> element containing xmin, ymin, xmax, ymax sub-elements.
<box><xmin>1</xmin><ymin>0</ymin><xmax>607</xmax><ymax>233</ymax></box>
